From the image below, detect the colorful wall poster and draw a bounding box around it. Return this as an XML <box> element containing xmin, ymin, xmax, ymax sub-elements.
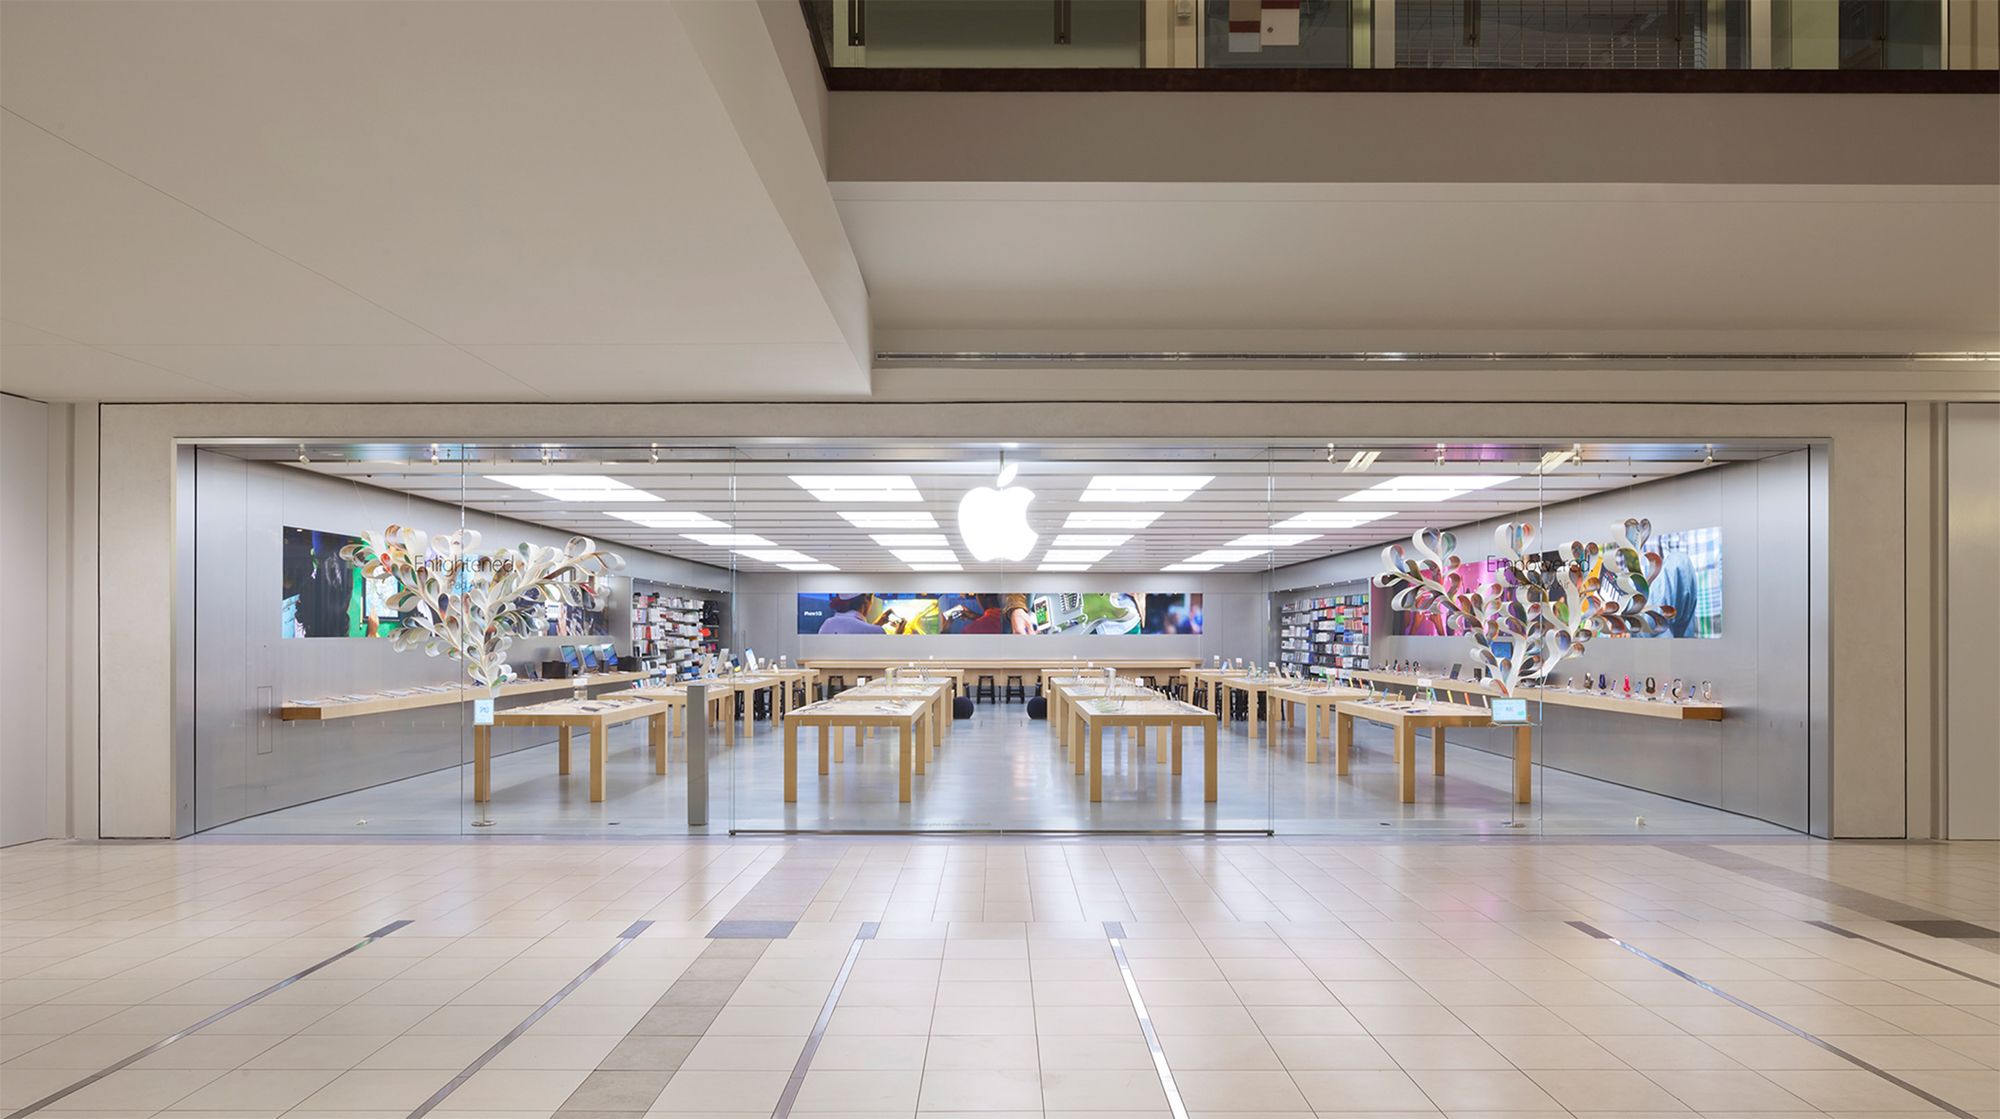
<box><xmin>796</xmin><ymin>592</ymin><xmax>1202</xmax><ymax>636</ymax></box>
<box><xmin>281</xmin><ymin>526</ymin><xmax>405</xmax><ymax>638</ymax></box>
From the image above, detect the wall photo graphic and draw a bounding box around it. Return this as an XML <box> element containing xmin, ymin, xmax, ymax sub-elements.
<box><xmin>281</xmin><ymin>526</ymin><xmax>406</xmax><ymax>638</ymax></box>
<box><xmin>797</xmin><ymin>592</ymin><xmax>1202</xmax><ymax>636</ymax></box>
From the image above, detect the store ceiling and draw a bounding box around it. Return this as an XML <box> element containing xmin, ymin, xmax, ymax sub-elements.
<box><xmin>276</xmin><ymin>441</ymin><xmax>1760</xmax><ymax>574</ymax></box>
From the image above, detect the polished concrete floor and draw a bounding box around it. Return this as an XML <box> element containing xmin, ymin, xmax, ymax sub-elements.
<box><xmin>0</xmin><ymin>835</ymin><xmax>1994</xmax><ymax>1118</ymax></box>
<box><xmin>208</xmin><ymin>701</ymin><xmax>1790</xmax><ymax>838</ymax></box>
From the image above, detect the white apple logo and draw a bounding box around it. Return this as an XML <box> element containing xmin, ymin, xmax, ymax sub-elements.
<box><xmin>958</xmin><ymin>465</ymin><xmax>1037</xmax><ymax>562</ymax></box>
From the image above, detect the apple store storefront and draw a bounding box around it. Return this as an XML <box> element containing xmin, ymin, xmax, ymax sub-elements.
<box><xmin>183</xmin><ymin>438</ymin><xmax>1826</xmax><ymax>839</ymax></box>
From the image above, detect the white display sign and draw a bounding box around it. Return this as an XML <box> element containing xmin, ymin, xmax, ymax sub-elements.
<box><xmin>472</xmin><ymin>698</ymin><xmax>495</xmax><ymax>726</ymax></box>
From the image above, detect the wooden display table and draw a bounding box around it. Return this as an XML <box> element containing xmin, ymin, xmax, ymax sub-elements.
<box><xmin>1045</xmin><ymin>676</ymin><xmax>1160</xmax><ymax>754</ymax></box>
<box><xmin>770</xmin><ymin>666</ymin><xmax>819</xmax><ymax>707</ymax></box>
<box><xmin>1266</xmin><ymin>683</ymin><xmax>1371</xmax><ymax>760</ymax></box>
<box><xmin>1187</xmin><ymin>667</ymin><xmax>1248</xmax><ymax>717</ymax></box>
<box><xmin>1333</xmin><ymin>699</ymin><xmax>1532</xmax><ymax>805</ymax></box>
<box><xmin>1342</xmin><ymin>669</ymin><xmax>1724</xmax><ymax>721</ymax></box>
<box><xmin>1069</xmin><ymin>695</ymin><xmax>1220</xmax><ymax>803</ymax></box>
<box><xmin>828</xmin><ymin>679</ymin><xmax>955</xmax><ymax>759</ymax></box>
<box><xmin>281</xmin><ymin>671</ymin><xmax>646</xmax><ymax>721</ymax></box>
<box><xmin>800</xmin><ymin>659</ymin><xmax>1194</xmax><ymax>696</ymax></box>
<box><xmin>783</xmin><ymin>697</ymin><xmax>934</xmax><ymax>803</ymax></box>
<box><xmin>473</xmin><ymin>695</ymin><xmax>669</xmax><ymax>803</ymax></box>
<box><xmin>622</xmin><ymin>682</ymin><xmax>738</xmax><ymax>742</ymax></box>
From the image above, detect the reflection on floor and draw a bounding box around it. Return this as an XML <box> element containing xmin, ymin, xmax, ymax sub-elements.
<box><xmin>210</xmin><ymin>701</ymin><xmax>1792</xmax><ymax>837</ymax></box>
<box><xmin>1</xmin><ymin>837</ymin><xmax>1994</xmax><ymax>1118</ymax></box>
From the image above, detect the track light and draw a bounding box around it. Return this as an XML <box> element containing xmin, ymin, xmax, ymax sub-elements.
<box><xmin>1435</xmin><ymin>443</ymin><xmax>1447</xmax><ymax>467</ymax></box>
<box><xmin>650</xmin><ymin>443</ymin><xmax>660</xmax><ymax>464</ymax></box>
<box><xmin>430</xmin><ymin>443</ymin><xmax>440</xmax><ymax>466</ymax></box>
<box><xmin>1344</xmin><ymin>450</ymin><xmax>1381</xmax><ymax>473</ymax></box>
<box><xmin>1703</xmin><ymin>444</ymin><xmax>1715</xmax><ymax>466</ymax></box>
<box><xmin>297</xmin><ymin>444</ymin><xmax>309</xmax><ymax>465</ymax></box>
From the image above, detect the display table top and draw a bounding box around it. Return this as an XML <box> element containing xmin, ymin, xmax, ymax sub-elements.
<box><xmin>280</xmin><ymin>671</ymin><xmax>647</xmax><ymax>722</ymax></box>
<box><xmin>1339</xmin><ymin>669</ymin><xmax>1724</xmax><ymax>721</ymax></box>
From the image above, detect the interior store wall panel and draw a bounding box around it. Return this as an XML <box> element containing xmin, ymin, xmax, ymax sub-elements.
<box><xmin>191</xmin><ymin>453</ymin><xmax>731</xmax><ymax>831</ymax></box>
<box><xmin>1</xmin><ymin>394</ymin><xmax>50</xmax><ymax>846</ymax></box>
<box><xmin>1268</xmin><ymin>455</ymin><xmax>1812</xmax><ymax>830</ymax></box>
<box><xmin>1945</xmin><ymin>402</ymin><xmax>1999</xmax><ymax>839</ymax></box>
<box><xmin>733</xmin><ymin>571</ymin><xmax>1267</xmax><ymax>668</ymax></box>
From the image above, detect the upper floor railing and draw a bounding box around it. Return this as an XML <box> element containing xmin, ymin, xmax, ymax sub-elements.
<box><xmin>805</xmin><ymin>0</ymin><xmax>2000</xmax><ymax>89</ymax></box>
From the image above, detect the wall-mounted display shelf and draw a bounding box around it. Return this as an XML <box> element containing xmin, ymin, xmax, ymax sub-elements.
<box><xmin>631</xmin><ymin>582</ymin><xmax>712</xmax><ymax>670</ymax></box>
<box><xmin>1280</xmin><ymin>584</ymin><xmax>1370</xmax><ymax>675</ymax></box>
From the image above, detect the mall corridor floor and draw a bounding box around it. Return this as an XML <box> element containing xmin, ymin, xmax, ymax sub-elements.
<box><xmin>1</xmin><ymin>837</ymin><xmax>1996</xmax><ymax>1119</ymax></box>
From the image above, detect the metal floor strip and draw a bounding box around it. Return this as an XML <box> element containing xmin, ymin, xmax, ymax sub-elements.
<box><xmin>1105</xmin><ymin>920</ymin><xmax>1191</xmax><ymax>1119</ymax></box>
<box><xmin>1566</xmin><ymin>921</ymin><xmax>1978</xmax><ymax>1119</ymax></box>
<box><xmin>769</xmin><ymin>921</ymin><xmax>877</xmax><ymax>1119</ymax></box>
<box><xmin>407</xmin><ymin>919</ymin><xmax>653</xmax><ymax>1119</ymax></box>
<box><xmin>5</xmin><ymin>919</ymin><xmax>413</xmax><ymax>1119</ymax></box>
<box><xmin>1806</xmin><ymin>920</ymin><xmax>2000</xmax><ymax>988</ymax></box>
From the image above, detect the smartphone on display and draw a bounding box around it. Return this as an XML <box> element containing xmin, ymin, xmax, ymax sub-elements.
<box><xmin>560</xmin><ymin>645</ymin><xmax>580</xmax><ymax>672</ymax></box>
<box><xmin>579</xmin><ymin>646</ymin><xmax>600</xmax><ymax>670</ymax></box>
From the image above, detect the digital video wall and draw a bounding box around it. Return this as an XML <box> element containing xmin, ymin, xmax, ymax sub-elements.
<box><xmin>1390</xmin><ymin>526</ymin><xmax>1722</xmax><ymax>639</ymax></box>
<box><xmin>798</xmin><ymin>592</ymin><xmax>1202</xmax><ymax>636</ymax></box>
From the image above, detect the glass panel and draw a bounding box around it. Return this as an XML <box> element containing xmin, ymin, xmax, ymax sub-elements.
<box><xmin>1205</xmin><ymin>0</ymin><xmax>1353</xmax><ymax>67</ymax></box>
<box><xmin>1397</xmin><ymin>0</ymin><xmax>1711</xmax><ymax>69</ymax></box>
<box><xmin>856</xmin><ymin>0</ymin><xmax>1145</xmax><ymax>68</ymax></box>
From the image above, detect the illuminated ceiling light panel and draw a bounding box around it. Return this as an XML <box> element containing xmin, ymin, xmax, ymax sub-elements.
<box><xmin>1162</xmin><ymin>563</ymin><xmax>1219</xmax><ymax>572</ymax></box>
<box><xmin>683</xmin><ymin>533</ymin><xmax>774</xmax><ymax>547</ymax></box>
<box><xmin>1051</xmin><ymin>533</ymin><xmax>1131</xmax><ymax>547</ymax></box>
<box><xmin>485</xmin><ymin>474</ymin><xmax>661</xmax><ymax>502</ymax></box>
<box><xmin>736</xmin><ymin>549</ymin><xmax>820</xmax><ymax>564</ymax></box>
<box><xmin>1183</xmin><ymin>549</ymin><xmax>1267</xmax><ymax>564</ymax></box>
<box><xmin>1064</xmin><ymin>511</ymin><xmax>1161</xmax><ymax>529</ymax></box>
<box><xmin>1080</xmin><ymin>475</ymin><xmax>1213</xmax><ymax>502</ymax></box>
<box><xmin>1226</xmin><ymin>534</ymin><xmax>1320</xmax><ymax>548</ymax></box>
<box><xmin>870</xmin><ymin>534</ymin><xmax>949</xmax><ymax>547</ymax></box>
<box><xmin>891</xmin><ymin>549</ymin><xmax>960</xmax><ymax>564</ymax></box>
<box><xmin>840</xmin><ymin>511</ymin><xmax>939</xmax><ymax>529</ymax></box>
<box><xmin>1338</xmin><ymin>475</ymin><xmax>1518</xmax><ymax>502</ymax></box>
<box><xmin>1038</xmin><ymin>564</ymin><xmax>1091</xmax><ymax>572</ymax></box>
<box><xmin>1271</xmin><ymin>511</ymin><xmax>1397</xmax><ymax>530</ymax></box>
<box><xmin>1042</xmin><ymin>549</ymin><xmax>1110</xmax><ymax>564</ymax></box>
<box><xmin>608</xmin><ymin>511</ymin><xmax>728</xmax><ymax>529</ymax></box>
<box><xmin>907</xmin><ymin>562</ymin><xmax>963</xmax><ymax>572</ymax></box>
<box><xmin>789</xmin><ymin>474</ymin><xmax>922</xmax><ymax>501</ymax></box>
<box><xmin>779</xmin><ymin>562</ymin><xmax>838</xmax><ymax>571</ymax></box>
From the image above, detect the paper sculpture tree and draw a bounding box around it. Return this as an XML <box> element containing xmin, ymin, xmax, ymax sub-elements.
<box><xmin>1373</xmin><ymin>518</ymin><xmax>1677</xmax><ymax>696</ymax></box>
<box><xmin>341</xmin><ymin>526</ymin><xmax>624</xmax><ymax>692</ymax></box>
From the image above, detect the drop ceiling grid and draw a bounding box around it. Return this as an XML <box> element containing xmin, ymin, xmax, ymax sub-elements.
<box><xmin>285</xmin><ymin>454</ymin><xmax>1713</xmax><ymax>573</ymax></box>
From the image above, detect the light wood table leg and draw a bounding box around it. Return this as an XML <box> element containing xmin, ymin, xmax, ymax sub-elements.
<box><xmin>589</xmin><ymin>718</ymin><xmax>607</xmax><ymax>802</ymax></box>
<box><xmin>1514</xmin><ymin>725</ymin><xmax>1533</xmax><ymax>804</ymax></box>
<box><xmin>1072</xmin><ymin>710</ymin><xmax>1087</xmax><ymax>774</ymax></box>
<box><xmin>1171</xmin><ymin>723</ymin><xmax>1183</xmax><ymax>775</ymax></box>
<box><xmin>1335</xmin><ymin>711</ymin><xmax>1353</xmax><ymax>775</ymax></box>
<box><xmin>1203</xmin><ymin>719</ymin><xmax>1217</xmax><ymax>802</ymax></box>
<box><xmin>724</xmin><ymin>694</ymin><xmax>736</xmax><ymax>745</ymax></box>
<box><xmin>898</xmin><ymin>722</ymin><xmax>913</xmax><ymax>803</ymax></box>
<box><xmin>652</xmin><ymin>712</ymin><xmax>667</xmax><ymax>775</ymax></box>
<box><xmin>914</xmin><ymin>714</ymin><xmax>927</xmax><ymax>775</ymax></box>
<box><xmin>558</xmin><ymin>725</ymin><xmax>572</xmax><ymax>775</ymax></box>
<box><xmin>1245</xmin><ymin>689</ymin><xmax>1258</xmax><ymax>741</ymax></box>
<box><xmin>1089</xmin><ymin>722</ymin><xmax>1104</xmax><ymax>802</ymax></box>
<box><xmin>1155</xmin><ymin>725</ymin><xmax>1168</xmax><ymax>764</ymax></box>
<box><xmin>1266</xmin><ymin>694</ymin><xmax>1278</xmax><ymax>747</ymax></box>
<box><xmin>1433</xmin><ymin>726</ymin><xmax>1447</xmax><ymax>775</ymax></box>
<box><xmin>834</xmin><ymin>723</ymin><xmax>845</xmax><ymax>763</ymax></box>
<box><xmin>784</xmin><ymin>719</ymin><xmax>798</xmax><ymax>802</ymax></box>
<box><xmin>1397</xmin><ymin>723</ymin><xmax>1416</xmax><ymax>803</ymax></box>
<box><xmin>1306</xmin><ymin>702</ymin><xmax>1319</xmax><ymax>764</ymax></box>
<box><xmin>474</xmin><ymin>724</ymin><xmax>491</xmax><ymax>802</ymax></box>
<box><xmin>814</xmin><ymin>721</ymin><xmax>828</xmax><ymax>776</ymax></box>
<box><xmin>742</xmin><ymin>690</ymin><xmax>754</xmax><ymax>741</ymax></box>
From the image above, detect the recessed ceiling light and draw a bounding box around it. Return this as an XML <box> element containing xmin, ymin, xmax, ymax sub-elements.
<box><xmin>1226</xmin><ymin>534</ymin><xmax>1320</xmax><ymax>548</ymax></box>
<box><xmin>1080</xmin><ymin>475</ymin><xmax>1213</xmax><ymax>502</ymax></box>
<box><xmin>1042</xmin><ymin>549</ymin><xmax>1109</xmax><ymax>564</ymax></box>
<box><xmin>1271</xmin><ymin>511</ymin><xmax>1398</xmax><ymax>530</ymax></box>
<box><xmin>870</xmin><ymin>534</ymin><xmax>949</xmax><ymax>547</ymax></box>
<box><xmin>1339</xmin><ymin>475</ymin><xmax>1517</xmax><ymax>502</ymax></box>
<box><xmin>841</xmin><ymin>511</ymin><xmax>939</xmax><ymax>529</ymax></box>
<box><xmin>485</xmin><ymin>474</ymin><xmax>661</xmax><ymax>502</ymax></box>
<box><xmin>907</xmin><ymin>563</ymin><xmax>963</xmax><ymax>572</ymax></box>
<box><xmin>1051</xmin><ymin>534</ymin><xmax>1131</xmax><ymax>547</ymax></box>
<box><xmin>890</xmin><ymin>549</ymin><xmax>960</xmax><ymax>564</ymax></box>
<box><xmin>1183</xmin><ymin>549</ymin><xmax>1267</xmax><ymax>564</ymax></box>
<box><xmin>608</xmin><ymin>511</ymin><xmax>728</xmax><ymax>529</ymax></box>
<box><xmin>1064</xmin><ymin>511</ymin><xmax>1161</xmax><ymax>529</ymax></box>
<box><xmin>736</xmin><ymin>549</ymin><xmax>820</xmax><ymax>564</ymax></box>
<box><xmin>779</xmin><ymin>562</ymin><xmax>839</xmax><ymax>571</ymax></box>
<box><xmin>1038</xmin><ymin>564</ymin><xmax>1091</xmax><ymax>572</ymax></box>
<box><xmin>790</xmin><ymin>475</ymin><xmax>922</xmax><ymax>501</ymax></box>
<box><xmin>683</xmin><ymin>533</ymin><xmax>774</xmax><ymax>547</ymax></box>
<box><xmin>1162</xmin><ymin>563</ymin><xmax>1219</xmax><ymax>572</ymax></box>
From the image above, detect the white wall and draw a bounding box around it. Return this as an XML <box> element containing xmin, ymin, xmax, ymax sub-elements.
<box><xmin>0</xmin><ymin>394</ymin><xmax>49</xmax><ymax>845</ymax></box>
<box><xmin>1945</xmin><ymin>403</ymin><xmax>1999</xmax><ymax>839</ymax></box>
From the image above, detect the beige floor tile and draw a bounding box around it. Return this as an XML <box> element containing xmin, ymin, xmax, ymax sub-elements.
<box><xmin>679</xmin><ymin>1032</ymin><xmax>807</xmax><ymax>1070</ymax></box>
<box><xmin>1482</xmin><ymin>1034</ymin><xmax>1626</xmax><ymax>1070</ymax></box>
<box><xmin>1290</xmin><ymin>1069</ymin><xmax>1435</xmax><ymax>1111</ymax></box>
<box><xmin>1593</xmin><ymin>1034</ymin><xmax>1742</xmax><ymax>1070</ymax></box>
<box><xmin>650</xmin><ymin>1067</ymin><xmax>792</xmax><ymax>1112</ymax></box>
<box><xmin>1643</xmin><ymin>1068</ymin><xmax>1817</xmax><ymax>1111</ymax></box>
<box><xmin>166</xmin><ymin>1067</ymin><xmax>343</xmax><ymax>1111</ymax></box>
<box><xmin>294</xmin><ymin>1067</ymin><xmax>458</xmax><ymax>1110</ymax></box>
<box><xmin>917</xmin><ymin>1067</ymin><xmax>1044</xmax><ymax>1111</ymax></box>
<box><xmin>793</xmin><ymin>1068</ymin><xmax>922</xmax><ymax>1111</ymax></box>
<box><xmin>1524</xmin><ymin>1068</ymin><xmax>1692</xmax><ymax>1112</ymax></box>
<box><xmin>1408</xmin><ymin>1068</ymin><xmax>1562</xmax><ymax>1111</ymax></box>
<box><xmin>1174</xmin><ymin>1068</ymin><xmax>1312</xmax><ymax>1112</ymax></box>
<box><xmin>924</xmin><ymin>1033</ymin><xmax>1038</xmax><ymax>1069</ymax></box>
<box><xmin>1379</xmin><ymin>1035</ymin><xmax>1513</xmax><ymax>1070</ymax></box>
<box><xmin>1041</xmin><ymin>1067</ymin><xmax>1170</xmax><ymax>1109</ymax></box>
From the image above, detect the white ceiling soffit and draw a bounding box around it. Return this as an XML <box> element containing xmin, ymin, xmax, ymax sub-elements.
<box><xmin>835</xmin><ymin>180</ymin><xmax>2000</xmax><ymax>356</ymax></box>
<box><xmin>0</xmin><ymin>0</ymin><xmax>868</xmax><ymax>402</ymax></box>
